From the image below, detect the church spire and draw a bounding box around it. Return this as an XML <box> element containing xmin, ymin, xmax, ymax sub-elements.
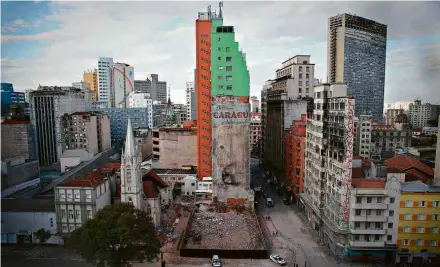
<box><xmin>124</xmin><ymin>119</ymin><xmax>136</xmax><ymax>157</ymax></box>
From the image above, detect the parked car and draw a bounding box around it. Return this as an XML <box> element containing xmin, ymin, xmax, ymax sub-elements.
<box><xmin>270</xmin><ymin>254</ymin><xmax>286</xmax><ymax>266</ymax></box>
<box><xmin>211</xmin><ymin>255</ymin><xmax>222</xmax><ymax>267</ymax></box>
<box><xmin>266</xmin><ymin>197</ymin><xmax>274</xmax><ymax>207</ymax></box>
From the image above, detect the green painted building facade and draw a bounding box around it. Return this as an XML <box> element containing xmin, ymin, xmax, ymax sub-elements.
<box><xmin>210</xmin><ymin>18</ymin><xmax>250</xmax><ymax>97</ymax></box>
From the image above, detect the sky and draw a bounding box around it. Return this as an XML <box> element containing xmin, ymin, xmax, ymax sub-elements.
<box><xmin>1</xmin><ymin>1</ymin><xmax>440</xmax><ymax>105</ymax></box>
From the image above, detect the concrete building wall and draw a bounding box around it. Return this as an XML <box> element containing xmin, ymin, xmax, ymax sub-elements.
<box><xmin>158</xmin><ymin>128</ymin><xmax>197</xmax><ymax>168</ymax></box>
<box><xmin>83</xmin><ymin>69</ymin><xmax>98</xmax><ymax>101</ymax></box>
<box><xmin>211</xmin><ymin>96</ymin><xmax>251</xmax><ymax>202</ymax></box>
<box><xmin>1</xmin><ymin>122</ymin><xmax>32</xmax><ymax>161</ymax></box>
<box><xmin>112</xmin><ymin>63</ymin><xmax>134</xmax><ymax>108</ymax></box>
<box><xmin>99</xmin><ymin>115</ymin><xmax>112</xmax><ymax>151</ymax></box>
<box><xmin>1</xmin><ymin>159</ymin><xmax>40</xmax><ymax>190</ymax></box>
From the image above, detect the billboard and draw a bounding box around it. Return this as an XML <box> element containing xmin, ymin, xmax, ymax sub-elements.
<box><xmin>211</xmin><ymin>96</ymin><xmax>251</xmax><ymax>202</ymax></box>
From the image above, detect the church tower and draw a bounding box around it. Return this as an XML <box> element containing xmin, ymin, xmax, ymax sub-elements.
<box><xmin>120</xmin><ymin>119</ymin><xmax>144</xmax><ymax>210</ymax></box>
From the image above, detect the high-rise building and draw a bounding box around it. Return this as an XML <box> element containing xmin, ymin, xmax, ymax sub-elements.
<box><xmin>112</xmin><ymin>62</ymin><xmax>134</xmax><ymax>108</ymax></box>
<box><xmin>251</xmin><ymin>96</ymin><xmax>260</xmax><ymax>112</ymax></box>
<box><xmin>1</xmin><ymin>83</ymin><xmax>26</xmax><ymax>117</ymax></box>
<box><xmin>83</xmin><ymin>69</ymin><xmax>98</xmax><ymax>101</ymax></box>
<box><xmin>134</xmin><ymin>80</ymin><xmax>150</xmax><ymax>94</ymax></box>
<box><xmin>128</xmin><ymin>91</ymin><xmax>153</xmax><ymax>129</ymax></box>
<box><xmin>186</xmin><ymin>81</ymin><xmax>195</xmax><ymax>121</ymax></box>
<box><xmin>209</xmin><ymin>4</ymin><xmax>251</xmax><ymax>202</ymax></box>
<box><xmin>328</xmin><ymin>14</ymin><xmax>387</xmax><ymax>122</ymax></box>
<box><xmin>303</xmin><ymin>83</ymin><xmax>355</xmax><ymax>257</ymax></box>
<box><xmin>29</xmin><ymin>86</ymin><xmax>88</xmax><ymax>166</ymax></box>
<box><xmin>260</xmin><ymin>80</ymin><xmax>274</xmax><ymax>164</ymax></box>
<box><xmin>408</xmin><ymin>99</ymin><xmax>440</xmax><ymax>128</ymax></box>
<box><xmin>147</xmin><ymin>74</ymin><xmax>167</xmax><ymax>103</ymax></box>
<box><xmin>98</xmin><ymin>57</ymin><xmax>113</xmax><ymax>106</ymax></box>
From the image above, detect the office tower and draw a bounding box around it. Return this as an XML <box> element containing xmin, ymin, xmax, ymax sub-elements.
<box><xmin>1</xmin><ymin>83</ymin><xmax>26</xmax><ymax>117</ymax></box>
<box><xmin>128</xmin><ymin>91</ymin><xmax>154</xmax><ymax>128</ymax></box>
<box><xmin>112</xmin><ymin>62</ymin><xmax>134</xmax><ymax>108</ymax></box>
<box><xmin>134</xmin><ymin>80</ymin><xmax>150</xmax><ymax>94</ymax></box>
<box><xmin>98</xmin><ymin>57</ymin><xmax>113</xmax><ymax>107</ymax></box>
<box><xmin>328</xmin><ymin>14</ymin><xmax>387</xmax><ymax>122</ymax></box>
<box><xmin>83</xmin><ymin>69</ymin><xmax>98</xmax><ymax>101</ymax></box>
<box><xmin>186</xmin><ymin>81</ymin><xmax>195</xmax><ymax>120</ymax></box>
<box><xmin>147</xmin><ymin>74</ymin><xmax>167</xmax><ymax>103</ymax></box>
<box><xmin>29</xmin><ymin>86</ymin><xmax>88</xmax><ymax>166</ymax></box>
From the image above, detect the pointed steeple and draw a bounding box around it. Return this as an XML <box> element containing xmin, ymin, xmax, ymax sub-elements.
<box><xmin>124</xmin><ymin>119</ymin><xmax>136</xmax><ymax>157</ymax></box>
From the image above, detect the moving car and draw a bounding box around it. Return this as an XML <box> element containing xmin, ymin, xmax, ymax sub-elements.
<box><xmin>270</xmin><ymin>254</ymin><xmax>286</xmax><ymax>266</ymax></box>
<box><xmin>266</xmin><ymin>197</ymin><xmax>274</xmax><ymax>207</ymax></box>
<box><xmin>211</xmin><ymin>255</ymin><xmax>222</xmax><ymax>267</ymax></box>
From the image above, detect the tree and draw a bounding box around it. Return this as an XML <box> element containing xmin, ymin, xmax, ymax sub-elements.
<box><xmin>67</xmin><ymin>203</ymin><xmax>161</xmax><ymax>267</ymax></box>
<box><xmin>33</xmin><ymin>228</ymin><xmax>52</xmax><ymax>244</ymax></box>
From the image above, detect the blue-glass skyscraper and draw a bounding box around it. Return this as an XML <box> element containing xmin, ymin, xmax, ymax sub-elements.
<box><xmin>327</xmin><ymin>14</ymin><xmax>387</xmax><ymax>122</ymax></box>
<box><xmin>1</xmin><ymin>83</ymin><xmax>26</xmax><ymax>116</ymax></box>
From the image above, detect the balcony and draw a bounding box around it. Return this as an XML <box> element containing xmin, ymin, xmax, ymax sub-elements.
<box><xmin>352</xmin><ymin>203</ymin><xmax>388</xmax><ymax>210</ymax></box>
<box><xmin>350</xmin><ymin>228</ymin><xmax>386</xmax><ymax>235</ymax></box>
<box><xmin>349</xmin><ymin>241</ymin><xmax>385</xmax><ymax>248</ymax></box>
<box><xmin>351</xmin><ymin>215</ymin><xmax>387</xmax><ymax>222</ymax></box>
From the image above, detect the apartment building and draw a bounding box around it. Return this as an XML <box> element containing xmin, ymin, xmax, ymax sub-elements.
<box><xmin>54</xmin><ymin>163</ymin><xmax>120</xmax><ymax>234</ymax></box>
<box><xmin>83</xmin><ymin>69</ymin><xmax>98</xmax><ymax>101</ymax></box>
<box><xmin>303</xmin><ymin>83</ymin><xmax>355</xmax><ymax>257</ymax></box>
<box><xmin>251</xmin><ymin>96</ymin><xmax>260</xmax><ymax>112</ymax></box>
<box><xmin>251</xmin><ymin>112</ymin><xmax>262</xmax><ymax>146</ymax></box>
<box><xmin>354</xmin><ymin>115</ymin><xmax>373</xmax><ymax>158</ymax></box>
<box><xmin>98</xmin><ymin>57</ymin><xmax>113</xmax><ymax>106</ymax></box>
<box><xmin>284</xmin><ymin>114</ymin><xmax>306</xmax><ymax>200</ymax></box>
<box><xmin>61</xmin><ymin>112</ymin><xmax>111</xmax><ymax>155</ymax></box>
<box><xmin>385</xmin><ymin>109</ymin><xmax>404</xmax><ymax>126</ymax></box>
<box><xmin>186</xmin><ymin>81</ymin><xmax>195</xmax><ymax>121</ymax></box>
<box><xmin>397</xmin><ymin>181</ymin><xmax>440</xmax><ymax>265</ymax></box>
<box><xmin>408</xmin><ymin>100</ymin><xmax>440</xmax><ymax>128</ymax></box>
<box><xmin>29</xmin><ymin>86</ymin><xmax>90</xmax><ymax>166</ymax></box>
<box><xmin>347</xmin><ymin>177</ymin><xmax>401</xmax><ymax>261</ymax></box>
<box><xmin>260</xmin><ymin>80</ymin><xmax>274</xmax><ymax>163</ymax></box>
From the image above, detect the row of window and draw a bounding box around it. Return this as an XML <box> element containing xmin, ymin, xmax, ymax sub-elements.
<box><xmin>59</xmin><ymin>192</ymin><xmax>92</xmax><ymax>200</ymax></box>
<box><xmin>402</xmin><ymin>200</ymin><xmax>439</xmax><ymax>208</ymax></box>
<box><xmin>401</xmin><ymin>213</ymin><xmax>439</xmax><ymax>220</ymax></box>
<box><xmin>218</xmin><ymin>66</ymin><xmax>233</xmax><ymax>71</ymax></box>
<box><xmin>399</xmin><ymin>226</ymin><xmax>438</xmax><ymax>234</ymax></box>
<box><xmin>354</xmin><ymin>222</ymin><xmax>394</xmax><ymax>229</ymax></box>
<box><xmin>354</xmin><ymin>209</ymin><xmax>385</xmax><ymax>216</ymax></box>
<box><xmin>400</xmin><ymin>239</ymin><xmax>438</xmax><ymax>247</ymax></box>
<box><xmin>356</xmin><ymin>196</ymin><xmax>395</xmax><ymax>204</ymax></box>
<box><xmin>60</xmin><ymin>209</ymin><xmax>92</xmax><ymax>220</ymax></box>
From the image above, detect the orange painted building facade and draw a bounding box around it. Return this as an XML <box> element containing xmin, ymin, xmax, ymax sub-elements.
<box><xmin>285</xmin><ymin>114</ymin><xmax>307</xmax><ymax>197</ymax></box>
<box><xmin>195</xmin><ymin>17</ymin><xmax>212</xmax><ymax>179</ymax></box>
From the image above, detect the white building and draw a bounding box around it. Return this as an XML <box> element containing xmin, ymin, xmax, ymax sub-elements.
<box><xmin>303</xmin><ymin>83</ymin><xmax>355</xmax><ymax>257</ymax></box>
<box><xmin>275</xmin><ymin>55</ymin><xmax>315</xmax><ymax>99</ymax></box>
<box><xmin>385</xmin><ymin>101</ymin><xmax>412</xmax><ymax>112</ymax></box>
<box><xmin>128</xmin><ymin>91</ymin><xmax>153</xmax><ymax>129</ymax></box>
<box><xmin>408</xmin><ymin>99</ymin><xmax>439</xmax><ymax>128</ymax></box>
<box><xmin>98</xmin><ymin>57</ymin><xmax>114</xmax><ymax>107</ymax></box>
<box><xmin>182</xmin><ymin>175</ymin><xmax>197</xmax><ymax>196</ymax></box>
<box><xmin>113</xmin><ymin>62</ymin><xmax>134</xmax><ymax>108</ymax></box>
<box><xmin>348</xmin><ymin>175</ymin><xmax>402</xmax><ymax>256</ymax></box>
<box><xmin>54</xmin><ymin>163</ymin><xmax>118</xmax><ymax>234</ymax></box>
<box><xmin>72</xmin><ymin>81</ymin><xmax>91</xmax><ymax>91</ymax></box>
<box><xmin>186</xmin><ymin>81</ymin><xmax>195</xmax><ymax>121</ymax></box>
<box><xmin>355</xmin><ymin>115</ymin><xmax>373</xmax><ymax>158</ymax></box>
<box><xmin>1</xmin><ymin>199</ymin><xmax>63</xmax><ymax>244</ymax></box>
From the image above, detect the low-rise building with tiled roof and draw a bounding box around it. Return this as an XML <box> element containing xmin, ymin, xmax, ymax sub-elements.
<box><xmin>384</xmin><ymin>154</ymin><xmax>434</xmax><ymax>184</ymax></box>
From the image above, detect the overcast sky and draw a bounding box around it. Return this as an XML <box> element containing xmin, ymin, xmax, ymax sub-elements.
<box><xmin>1</xmin><ymin>1</ymin><xmax>440</xmax><ymax>105</ymax></box>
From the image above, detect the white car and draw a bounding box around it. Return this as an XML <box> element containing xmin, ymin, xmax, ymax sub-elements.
<box><xmin>211</xmin><ymin>255</ymin><xmax>222</xmax><ymax>267</ymax></box>
<box><xmin>270</xmin><ymin>254</ymin><xmax>287</xmax><ymax>266</ymax></box>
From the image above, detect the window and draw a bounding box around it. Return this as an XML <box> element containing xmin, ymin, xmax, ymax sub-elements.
<box><xmin>375</xmin><ymin>222</ymin><xmax>381</xmax><ymax>229</ymax></box>
<box><xmin>376</xmin><ymin>210</ymin><xmax>382</xmax><ymax>216</ymax></box>
<box><xmin>298</xmin><ymin>81</ymin><xmax>302</xmax><ymax>86</ymax></box>
<box><xmin>387</xmin><ymin>235</ymin><xmax>392</xmax><ymax>241</ymax></box>
<box><xmin>218</xmin><ymin>75</ymin><xmax>223</xmax><ymax>80</ymax></box>
<box><xmin>389</xmin><ymin>210</ymin><xmax>394</xmax><ymax>216</ymax></box>
<box><xmin>87</xmin><ymin>210</ymin><xmax>92</xmax><ymax>219</ymax></box>
<box><xmin>416</xmin><ymin>240</ymin><xmax>423</xmax><ymax>246</ymax></box>
<box><xmin>430</xmin><ymin>240</ymin><xmax>437</xmax><ymax>246</ymax></box>
<box><xmin>61</xmin><ymin>210</ymin><xmax>66</xmax><ymax>219</ymax></box>
<box><xmin>365</xmin><ymin>235</ymin><xmax>370</xmax><ymax>241</ymax></box>
<box><xmin>355</xmin><ymin>209</ymin><xmax>361</xmax><ymax>215</ymax></box>
<box><xmin>62</xmin><ymin>225</ymin><xmax>68</xmax><ymax>233</ymax></box>
<box><xmin>218</xmin><ymin>57</ymin><xmax>221</xmax><ymax>60</ymax></box>
<box><xmin>375</xmin><ymin>235</ymin><xmax>380</xmax><ymax>241</ymax></box>
<box><xmin>433</xmin><ymin>214</ymin><xmax>439</xmax><ymax>220</ymax></box>
<box><xmin>404</xmin><ymin>226</ymin><xmax>410</xmax><ymax>233</ymax></box>
<box><xmin>59</xmin><ymin>192</ymin><xmax>65</xmax><ymax>199</ymax></box>
<box><xmin>299</xmin><ymin>74</ymin><xmax>303</xmax><ymax>79</ymax></box>
<box><xmin>69</xmin><ymin>210</ymin><xmax>74</xmax><ymax>219</ymax></box>
<box><xmin>226</xmin><ymin>76</ymin><xmax>232</xmax><ymax>81</ymax></box>
<box><xmin>75</xmin><ymin>194</ymin><xmax>80</xmax><ymax>199</ymax></box>
<box><xmin>306</xmin><ymin>66</ymin><xmax>310</xmax><ymax>72</ymax></box>
<box><xmin>388</xmin><ymin>223</ymin><xmax>393</xmax><ymax>228</ymax></box>
<box><xmin>390</xmin><ymin>197</ymin><xmax>395</xmax><ymax>204</ymax></box>
<box><xmin>218</xmin><ymin>47</ymin><xmax>221</xmax><ymax>51</ymax></box>
<box><xmin>366</xmin><ymin>222</ymin><xmax>371</xmax><ymax>228</ymax></box>
<box><xmin>218</xmin><ymin>66</ymin><xmax>224</xmax><ymax>70</ymax></box>
<box><xmin>226</xmin><ymin>66</ymin><xmax>232</xmax><ymax>71</ymax></box>
<box><xmin>128</xmin><ymin>197</ymin><xmax>133</xmax><ymax>206</ymax></box>
<box><xmin>86</xmin><ymin>193</ymin><xmax>91</xmax><ymax>199</ymax></box>
<box><xmin>433</xmin><ymin>201</ymin><xmax>439</xmax><ymax>207</ymax></box>
<box><xmin>432</xmin><ymin>227</ymin><xmax>438</xmax><ymax>233</ymax></box>
<box><xmin>226</xmin><ymin>47</ymin><xmax>230</xmax><ymax>52</ymax></box>
<box><xmin>226</xmin><ymin>85</ymin><xmax>232</xmax><ymax>91</ymax></box>
<box><xmin>404</xmin><ymin>213</ymin><xmax>411</xmax><ymax>220</ymax></box>
<box><xmin>417</xmin><ymin>227</ymin><xmax>424</xmax><ymax>233</ymax></box>
<box><xmin>354</xmin><ymin>235</ymin><xmax>360</xmax><ymax>241</ymax></box>
<box><xmin>402</xmin><ymin>239</ymin><xmax>409</xmax><ymax>245</ymax></box>
<box><xmin>418</xmin><ymin>214</ymin><xmax>425</xmax><ymax>220</ymax></box>
<box><xmin>419</xmin><ymin>201</ymin><xmax>426</xmax><ymax>207</ymax></box>
<box><xmin>67</xmin><ymin>193</ymin><xmax>73</xmax><ymax>199</ymax></box>
<box><xmin>299</xmin><ymin>66</ymin><xmax>303</xmax><ymax>72</ymax></box>
<box><xmin>356</xmin><ymin>197</ymin><xmax>361</xmax><ymax>203</ymax></box>
<box><xmin>367</xmin><ymin>197</ymin><xmax>372</xmax><ymax>203</ymax></box>
<box><xmin>366</xmin><ymin>210</ymin><xmax>371</xmax><ymax>215</ymax></box>
<box><xmin>377</xmin><ymin>197</ymin><xmax>383</xmax><ymax>203</ymax></box>
<box><xmin>69</xmin><ymin>225</ymin><xmax>75</xmax><ymax>232</ymax></box>
<box><xmin>75</xmin><ymin>210</ymin><xmax>80</xmax><ymax>219</ymax></box>
<box><xmin>354</xmin><ymin>222</ymin><xmax>360</xmax><ymax>228</ymax></box>
<box><xmin>405</xmin><ymin>200</ymin><xmax>412</xmax><ymax>207</ymax></box>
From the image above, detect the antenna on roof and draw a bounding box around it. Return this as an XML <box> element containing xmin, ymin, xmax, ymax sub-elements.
<box><xmin>219</xmin><ymin>1</ymin><xmax>223</xmax><ymax>18</ymax></box>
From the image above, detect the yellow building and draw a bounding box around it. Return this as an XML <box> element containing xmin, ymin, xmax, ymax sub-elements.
<box><xmin>397</xmin><ymin>181</ymin><xmax>440</xmax><ymax>265</ymax></box>
<box><xmin>83</xmin><ymin>69</ymin><xmax>98</xmax><ymax>101</ymax></box>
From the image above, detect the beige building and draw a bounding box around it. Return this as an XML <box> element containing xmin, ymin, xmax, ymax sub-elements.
<box><xmin>83</xmin><ymin>69</ymin><xmax>98</xmax><ymax>101</ymax></box>
<box><xmin>152</xmin><ymin>127</ymin><xmax>197</xmax><ymax>169</ymax></box>
<box><xmin>385</xmin><ymin>108</ymin><xmax>403</xmax><ymax>126</ymax></box>
<box><xmin>61</xmin><ymin>112</ymin><xmax>111</xmax><ymax>155</ymax></box>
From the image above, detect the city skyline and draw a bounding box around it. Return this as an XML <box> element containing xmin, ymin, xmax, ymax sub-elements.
<box><xmin>1</xmin><ymin>1</ymin><xmax>440</xmax><ymax>104</ymax></box>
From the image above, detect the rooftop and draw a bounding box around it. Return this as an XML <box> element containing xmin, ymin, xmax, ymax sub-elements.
<box><xmin>351</xmin><ymin>178</ymin><xmax>385</xmax><ymax>189</ymax></box>
<box><xmin>384</xmin><ymin>154</ymin><xmax>434</xmax><ymax>177</ymax></box>
<box><xmin>401</xmin><ymin>181</ymin><xmax>440</xmax><ymax>193</ymax></box>
<box><xmin>61</xmin><ymin>163</ymin><xmax>119</xmax><ymax>188</ymax></box>
<box><xmin>153</xmin><ymin>168</ymin><xmax>197</xmax><ymax>175</ymax></box>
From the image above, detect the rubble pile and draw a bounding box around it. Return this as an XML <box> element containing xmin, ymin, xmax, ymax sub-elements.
<box><xmin>180</xmin><ymin>195</ymin><xmax>195</xmax><ymax>203</ymax></box>
<box><xmin>185</xmin><ymin>210</ymin><xmax>265</xmax><ymax>250</ymax></box>
<box><xmin>207</xmin><ymin>201</ymin><xmax>227</xmax><ymax>213</ymax></box>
